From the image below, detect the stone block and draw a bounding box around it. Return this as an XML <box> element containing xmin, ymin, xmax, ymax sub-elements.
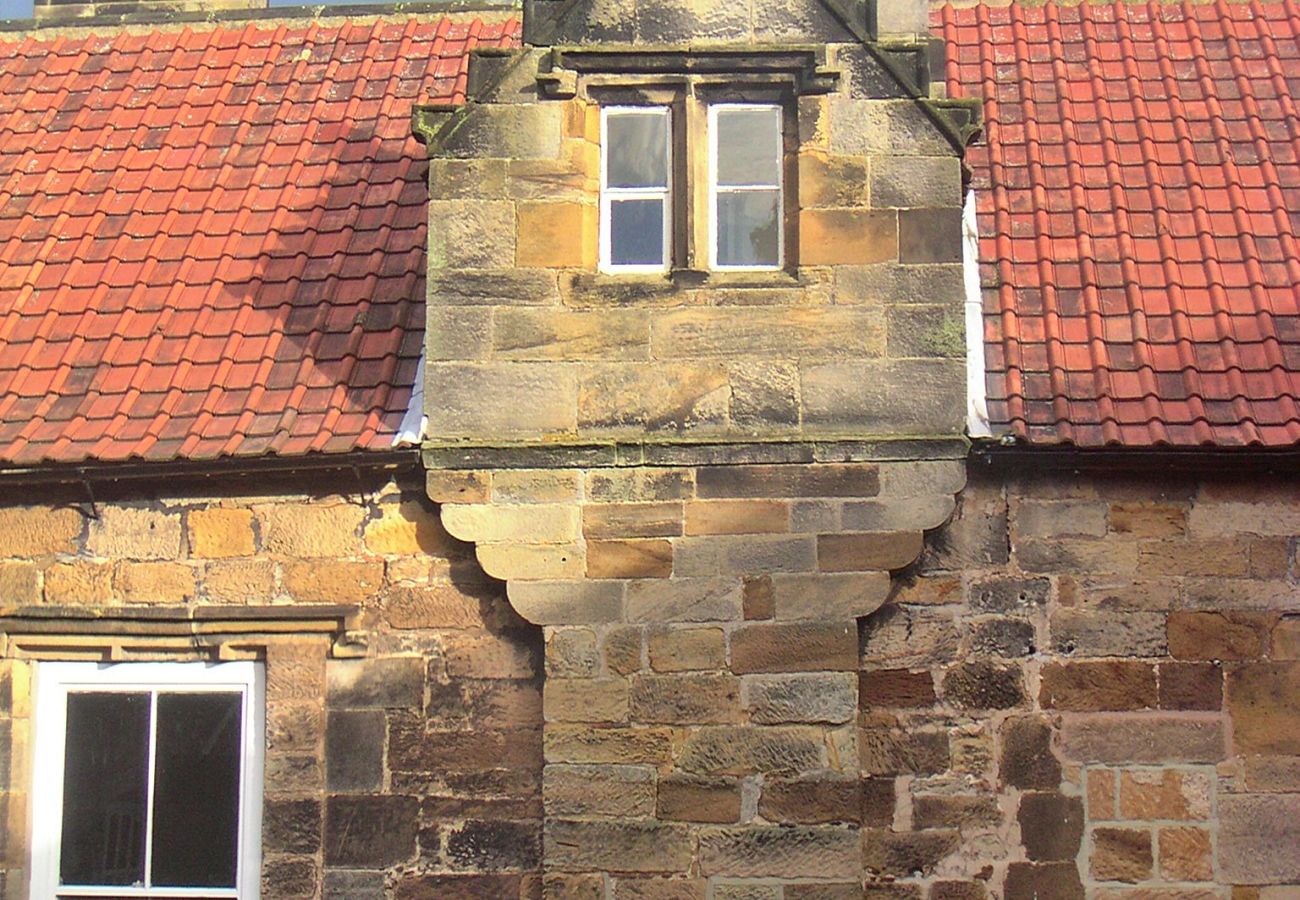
<box><xmin>325</xmin><ymin>710</ymin><xmax>384</xmax><ymax>793</ymax></box>
<box><xmin>860</xmin><ymin>669</ymin><xmax>935</xmax><ymax>708</ymax></box>
<box><xmin>698</xmin><ymin>825</ymin><xmax>860</xmax><ymax>878</ymax></box>
<box><xmin>544</xmin><ymin>724</ymin><xmax>673</xmax><ymax>766</ymax></box>
<box><xmin>260</xmin><ymin>504</ymin><xmax>363</xmax><ymax>558</ymax></box>
<box><xmin>625</xmin><ymin>577</ymin><xmax>742</xmax><ymax>623</ymax></box>
<box><xmin>911</xmin><ymin>794</ymin><xmax>1001</xmax><ymax>830</ymax></box>
<box><xmin>427</xmin><ymin>199</ymin><xmax>515</xmax><ymax>269</ymax></box>
<box><xmin>1018</xmin><ymin>792</ymin><xmax>1084</xmax><ymax>862</ymax></box>
<box><xmin>545</xmin><ymin>678</ymin><xmax>630</xmax><ymax>723</ymax></box>
<box><xmin>677</xmin><ymin>725</ymin><xmax>825</xmax><ymax>775</ymax></box>
<box><xmin>758</xmin><ymin>775</ymin><xmax>863</xmax><ymax>825</ymax></box>
<box><xmin>442</xmin><ymin>503</ymin><xmax>579</xmax><ymax>544</ymax></box>
<box><xmin>999</xmin><ymin>715</ymin><xmax>1062</xmax><ymax>790</ymax></box>
<box><xmin>429</xmin><ymin>157</ymin><xmax>508</xmax><ymax>199</ymax></box>
<box><xmin>428</xmin><ymin>267</ymin><xmax>560</xmax><ymax>306</ymax></box>
<box><xmin>445</xmin><ymin>819</ymin><xmax>540</xmax><ymax>871</ymax></box>
<box><xmin>861</xmin><ymin>605</ymin><xmax>959</xmax><ymax>668</ymax></box>
<box><xmin>1139</xmin><ymin>538</ymin><xmax>1252</xmax><ymax>577</ymax></box>
<box><xmin>1228</xmin><ymin>661</ymin><xmax>1300</xmax><ymax>755</ymax></box>
<box><xmin>495</xmin><ymin>308</ymin><xmax>648</xmax><ymax>360</ymax></box>
<box><xmin>383</xmin><ymin>580</ymin><xmax>502</xmax><ymax>630</ymax></box>
<box><xmin>604</xmin><ymin>625</ymin><xmax>644</xmax><ymax>675</ymax></box>
<box><xmin>799</xmin><ymin>208</ymin><xmax>898</xmax><ymax>265</ymax></box>
<box><xmin>648</xmin><ymin>627</ymin><xmax>725</xmax><ymax>671</ymax></box>
<box><xmin>742</xmin><ymin>672</ymin><xmax>856</xmax><ymax>724</ymax></box>
<box><xmin>630</xmin><ymin>672</ymin><xmax>740</xmax><ymax>724</ymax></box>
<box><xmin>578</xmin><ymin>363</ymin><xmax>730</xmax><ymax>434</ymax></box>
<box><xmin>835</xmin><ymin>262</ymin><xmax>964</xmax><ymax>307</ymax></box>
<box><xmin>1119</xmin><ymin>769</ymin><xmax>1211</xmax><ymax>821</ymax></box>
<box><xmin>684</xmin><ymin>500</ymin><xmax>790</xmax><ymax>536</ymax></box>
<box><xmin>656</xmin><ymin>775</ymin><xmax>741</xmax><ymax>823</ymax></box>
<box><xmin>928</xmin><ymin>883</ymin><xmax>987</xmax><ymax>900</ymax></box>
<box><xmin>88</xmin><ymin>506</ymin><xmax>181</xmax><ymax>560</ymax></box>
<box><xmin>743</xmin><ymin>576</ymin><xmax>776</xmax><ymax>620</ymax></box>
<box><xmin>544</xmin><ymin>764</ymin><xmax>656</xmax><ymax>818</ymax></box>
<box><xmin>43</xmin><ymin>560</ymin><xmax>112</xmax><ymax>604</ymax></box>
<box><xmin>0</xmin><ymin>506</ymin><xmax>82</xmax><ymax>556</ymax></box>
<box><xmin>840</xmin><ymin>496</ymin><xmax>957</xmax><ymax>532</ymax></box>
<box><xmin>1059</xmin><ymin>715</ymin><xmax>1225</xmax><ymax>764</ymax></box>
<box><xmin>114</xmin><ymin>561</ymin><xmax>196</xmax><ymax>604</ymax></box>
<box><xmin>1157</xmin><ymin>662</ymin><xmax>1222</xmax><ymax>711</ymax></box>
<box><xmin>586</xmin><ymin>469</ymin><xmax>695</xmax><ymax>503</ymax></box>
<box><xmin>751</xmin><ymin>0</ymin><xmax>859</xmax><ymax>41</ymax></box>
<box><xmin>1051</xmin><ymin>610</ymin><xmax>1167</xmax><ymax>658</ymax></box>
<box><xmin>1039</xmin><ymin>661</ymin><xmax>1157</xmax><ymax>711</ymax></box>
<box><xmin>283</xmin><ymin>560</ymin><xmax>384</xmax><ymax>605</ymax></box>
<box><xmin>1090</xmin><ymin>827</ymin><xmax>1152</xmax><ymax>883</ymax></box>
<box><xmin>870</xmin><ymin>155</ymin><xmax>962</xmax><ymax>208</ymax></box>
<box><xmin>968</xmin><ymin>617</ymin><xmax>1036</xmax><ymax>657</ymax></box>
<box><xmin>434</xmin><ymin>102</ymin><xmax>563</xmax><ymax>160</ymax></box>
<box><xmin>327</xmin><ymin>657</ymin><xmax>424</xmax><ymax>710</ymax></box>
<box><xmin>188</xmin><ymin>507</ymin><xmax>255</xmax><ymax>557</ymax></box>
<box><xmin>393</xmin><ymin>874</ymin><xmax>523</xmax><ymax>900</ymax></box>
<box><xmin>802</xmin><ymin>359</ymin><xmax>964</xmax><ymax>434</ymax></box>
<box><xmin>1169</xmin><ymin>610</ymin><xmax>1269</xmax><ymax>660</ymax></box>
<box><xmin>698</xmin><ymin>464</ymin><xmax>880</xmax><ymax>499</ymax></box>
<box><xmin>427</xmin><ymin>363</ymin><xmax>578</xmax><ymax>437</ymax></box>
<box><xmin>1108</xmin><ymin>502</ymin><xmax>1188</xmax><ymax>538</ymax></box>
<box><xmin>477</xmin><ymin>542</ymin><xmax>585</xmax><ymax>581</ymax></box>
<box><xmin>861</xmin><ymin>828</ymin><xmax>959</xmax><ymax>877</ymax></box>
<box><xmin>650</xmin><ymin>308</ymin><xmax>886</xmax><ymax>358</ymax></box>
<box><xmin>771</xmin><ymin>572</ymin><xmax>890</xmax><ymax>620</ymax></box>
<box><xmin>1002</xmin><ymin>862</ymin><xmax>1083</xmax><ymax>900</ymax></box>
<box><xmin>830</xmin><ymin>98</ymin><xmax>954</xmax><ymax>156</ymax></box>
<box><xmin>898</xmin><ymin>207</ymin><xmax>963</xmax><ymax>264</ymax></box>
<box><xmin>515</xmin><ymin>201</ymin><xmax>596</xmax><ymax>269</ymax></box>
<box><xmin>731</xmin><ymin>621</ymin><xmax>858</xmax><ymax>673</ymax></box>
<box><xmin>587</xmin><ymin>539</ymin><xmax>672</xmax><ymax>579</ymax></box>
<box><xmin>1219</xmin><ymin>794</ymin><xmax>1300</xmax><ymax>883</ymax></box>
<box><xmin>1158</xmin><ymin>826</ymin><xmax>1213</xmax><ymax>881</ymax></box>
<box><xmin>263</xmin><ymin>858</ymin><xmax>317</xmax><ymax>897</ymax></box>
<box><xmin>940</xmin><ymin>660</ymin><xmax>1025</xmax><ymax>710</ymax></box>
<box><xmin>494</xmin><ymin>469</ymin><xmax>582</xmax><ymax>504</ymax></box>
<box><xmin>324</xmin><ymin>796</ymin><xmax>418</xmax><ymax>867</ymax></box>
<box><xmin>799</xmin><ymin>151</ymin><xmax>869</xmax><ymax>207</ymax></box>
<box><xmin>817</xmin><ymin>531</ymin><xmax>923</xmax><ymax>571</ymax></box>
<box><xmin>264</xmin><ymin>798</ymin><xmax>322</xmax><ymax>854</ymax></box>
<box><xmin>0</xmin><ymin>561</ymin><xmax>39</xmax><ymax>604</ymax></box>
<box><xmin>545</xmin><ymin>820</ymin><xmax>692</xmax><ymax>873</ymax></box>
<box><xmin>364</xmin><ymin>500</ymin><xmax>455</xmax><ymax>556</ymax></box>
<box><xmin>546</xmin><ymin>628</ymin><xmax>599</xmax><ymax>678</ymax></box>
<box><xmin>584</xmin><ymin>502</ymin><xmax>684</xmax><ymax>539</ymax></box>
<box><xmin>859</xmin><ymin>728</ymin><xmax>949</xmax><ymax>776</ymax></box>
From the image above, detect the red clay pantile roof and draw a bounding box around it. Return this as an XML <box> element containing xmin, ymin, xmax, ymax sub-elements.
<box><xmin>941</xmin><ymin>0</ymin><xmax>1300</xmax><ymax>446</ymax></box>
<box><xmin>0</xmin><ymin>15</ymin><xmax>518</xmax><ymax>465</ymax></box>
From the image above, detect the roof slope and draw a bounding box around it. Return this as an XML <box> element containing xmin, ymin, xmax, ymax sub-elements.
<box><xmin>942</xmin><ymin>0</ymin><xmax>1300</xmax><ymax>446</ymax></box>
<box><xmin>0</xmin><ymin>15</ymin><xmax>518</xmax><ymax>465</ymax></box>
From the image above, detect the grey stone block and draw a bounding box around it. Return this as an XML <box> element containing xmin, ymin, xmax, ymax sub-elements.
<box><xmin>325</xmin><ymin>709</ymin><xmax>385</xmax><ymax>793</ymax></box>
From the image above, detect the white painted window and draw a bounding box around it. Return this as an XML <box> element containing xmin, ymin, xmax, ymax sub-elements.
<box><xmin>600</xmin><ymin>106</ymin><xmax>673</xmax><ymax>273</ymax></box>
<box><xmin>30</xmin><ymin>661</ymin><xmax>265</xmax><ymax>900</ymax></box>
<box><xmin>709</xmin><ymin>103</ymin><xmax>784</xmax><ymax>270</ymax></box>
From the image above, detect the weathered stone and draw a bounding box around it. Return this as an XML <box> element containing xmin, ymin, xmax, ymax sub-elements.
<box><xmin>861</xmin><ymin>828</ymin><xmax>959</xmax><ymax>877</ymax></box>
<box><xmin>1119</xmin><ymin>769</ymin><xmax>1211</xmax><ymax>820</ymax></box>
<box><xmin>698</xmin><ymin>825</ymin><xmax>860</xmax><ymax>878</ymax></box>
<box><xmin>204</xmin><ymin>559</ymin><xmax>276</xmax><ymax>603</ymax></box>
<box><xmin>546</xmin><ymin>628</ymin><xmax>600</xmax><ymax>677</ymax></box>
<box><xmin>0</xmin><ymin>506</ymin><xmax>82</xmax><ymax>555</ymax></box>
<box><xmin>860</xmin><ymin>728</ymin><xmax>949</xmax><ymax>776</ymax></box>
<box><xmin>444</xmin><ymin>630</ymin><xmax>539</xmax><ymax>680</ymax></box>
<box><xmin>817</xmin><ymin>531</ymin><xmax>923</xmax><ymax>571</ymax></box>
<box><xmin>88</xmin><ymin>506</ymin><xmax>182</xmax><ymax>560</ymax></box>
<box><xmin>860</xmin><ymin>606</ymin><xmax>959</xmax><ymax>669</ymax></box>
<box><xmin>324</xmin><ymin>795</ymin><xmax>419</xmax><ymax>867</ymax></box>
<box><xmin>364</xmin><ymin>499</ymin><xmax>456</xmax><ymax>556</ymax></box>
<box><xmin>264</xmin><ymin>798</ymin><xmax>322</xmax><ymax>853</ymax></box>
<box><xmin>684</xmin><ymin>500</ymin><xmax>789</xmax><ymax>536</ymax></box>
<box><xmin>578</xmin><ymin>363</ymin><xmax>730</xmax><ymax>434</ymax></box>
<box><xmin>1018</xmin><ymin>792</ymin><xmax>1084</xmax><ymax>861</ymax></box>
<box><xmin>260</xmin><ymin>503</ymin><xmax>364</xmax><ymax>558</ymax></box>
<box><xmin>393</xmin><ymin>873</ymin><xmax>522</xmax><ymax>900</ymax></box>
<box><xmin>630</xmin><ymin>673</ymin><xmax>739</xmax><ymax>724</ymax></box>
<box><xmin>1158</xmin><ymin>826</ymin><xmax>1214</xmax><ymax>881</ymax></box>
<box><xmin>940</xmin><ymin>660</ymin><xmax>1025</xmax><ymax>710</ymax></box>
<box><xmin>860</xmin><ymin>669</ymin><xmax>935</xmax><ymax>708</ymax></box>
<box><xmin>263</xmin><ymin>857</ymin><xmax>317</xmax><ymax>897</ymax></box>
<box><xmin>928</xmin><ymin>882</ymin><xmax>987</xmax><ymax>900</ymax></box>
<box><xmin>544</xmin><ymin>725</ymin><xmax>673</xmax><ymax>766</ymax></box>
<box><xmin>1139</xmin><ymin>538</ymin><xmax>1252</xmax><ymax>577</ymax></box>
<box><xmin>802</xmin><ymin>360</ymin><xmax>965</xmax><ymax>434</ymax></box>
<box><xmin>870</xmin><ymin>155</ymin><xmax>961</xmax><ymax>209</ymax></box>
<box><xmin>445</xmin><ymin>818</ymin><xmax>540</xmax><ymax>871</ymax></box>
<box><xmin>327</xmin><ymin>657</ymin><xmax>424</xmax><ymax>710</ymax></box>
<box><xmin>584</xmin><ymin>502</ymin><xmax>684</xmax><ymax>538</ymax></box>
<box><xmin>1108</xmin><ymin>502</ymin><xmax>1187</xmax><ymax>538</ymax></box>
<box><xmin>647</xmin><ymin>627</ymin><xmax>725</xmax><ymax>671</ymax></box>
<box><xmin>999</xmin><ymin>716</ymin><xmax>1062</xmax><ymax>790</ymax></box>
<box><xmin>771</xmin><ymin>572</ymin><xmax>890</xmax><ymax>620</ymax></box>
<box><xmin>0</xmin><ymin>560</ymin><xmax>39</xmax><ymax>604</ymax></box>
<box><xmin>43</xmin><ymin>559</ymin><xmax>112</xmax><ymax>604</ymax></box>
<box><xmin>743</xmin><ymin>576</ymin><xmax>776</xmax><ymax>620</ymax></box>
<box><xmin>1219</xmin><ymin>794</ymin><xmax>1300</xmax><ymax>883</ymax></box>
<box><xmin>696</xmin><ymin>464</ymin><xmax>879</xmax><ymax>499</ymax></box>
<box><xmin>742</xmin><ymin>672</ymin><xmax>856</xmax><ymax>724</ymax></box>
<box><xmin>510</xmin><ymin>580</ymin><xmax>626</xmax><ymax>625</ymax></box>
<box><xmin>899</xmin><ymin>208</ymin><xmax>962</xmax><ymax>264</ymax></box>
<box><xmin>656</xmin><ymin>775</ymin><xmax>741</xmax><ymax>823</ymax></box>
<box><xmin>1059</xmin><ymin>715</ymin><xmax>1225</xmax><ymax>764</ymax></box>
<box><xmin>587</xmin><ymin>539</ymin><xmax>673</xmax><ymax>578</ymax></box>
<box><xmin>968</xmin><ymin>617</ymin><xmax>1037</xmax><ymax>657</ymax></box>
<box><xmin>545</xmin><ymin>678</ymin><xmax>630</xmax><ymax>723</ymax></box>
<box><xmin>1051</xmin><ymin>610</ymin><xmax>1167</xmax><ymax>658</ymax></box>
<box><xmin>911</xmin><ymin>793</ymin><xmax>1001</xmax><ymax>830</ymax></box>
<box><xmin>545</xmin><ymin>820</ymin><xmax>693</xmax><ymax>873</ymax></box>
<box><xmin>428</xmin><ymin>363</ymin><xmax>578</xmax><ymax>437</ymax></box>
<box><xmin>325</xmin><ymin>710</ymin><xmax>385</xmax><ymax>792</ymax></box>
<box><xmin>652</xmin><ymin>308</ymin><xmax>885</xmax><ymax>358</ymax></box>
<box><xmin>678</xmin><ymin>726</ymin><xmax>825</xmax><ymax>775</ymax></box>
<box><xmin>799</xmin><ymin>151</ymin><xmax>869</xmax><ymax>207</ymax></box>
<box><xmin>830</xmin><ymin>99</ymin><xmax>954</xmax><ymax>157</ymax></box>
<box><xmin>731</xmin><ymin>621</ymin><xmax>858</xmax><ymax>673</ymax></box>
<box><xmin>114</xmin><ymin>561</ymin><xmax>196</xmax><ymax>604</ymax></box>
<box><xmin>284</xmin><ymin>559</ymin><xmax>385</xmax><ymax>605</ymax></box>
<box><xmin>626</xmin><ymin>578</ymin><xmax>742</xmax><ymax>622</ymax></box>
<box><xmin>382</xmin><ymin>580</ymin><xmax>498</xmax><ymax>629</ymax></box>
<box><xmin>515</xmin><ymin>201</ymin><xmax>596</xmax><ymax>269</ymax></box>
<box><xmin>1228</xmin><ymin>662</ymin><xmax>1300</xmax><ymax>755</ymax></box>
<box><xmin>1157</xmin><ymin>662</ymin><xmax>1223</xmax><ymax>711</ymax></box>
<box><xmin>1039</xmin><ymin>661</ymin><xmax>1157</xmax><ymax>711</ymax></box>
<box><xmin>1091</xmin><ymin>827</ymin><xmax>1153</xmax><ymax>883</ymax></box>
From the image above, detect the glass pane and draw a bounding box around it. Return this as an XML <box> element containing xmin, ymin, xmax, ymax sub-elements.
<box><xmin>610</xmin><ymin>198</ymin><xmax>666</xmax><ymax>267</ymax></box>
<box><xmin>715</xmin><ymin>107</ymin><xmax>781</xmax><ymax>186</ymax></box>
<box><xmin>151</xmin><ymin>693</ymin><xmax>243</xmax><ymax>888</ymax></box>
<box><xmin>717</xmin><ymin>191</ymin><xmax>781</xmax><ymax>267</ymax></box>
<box><xmin>60</xmin><ymin>692</ymin><xmax>150</xmax><ymax>887</ymax></box>
<box><xmin>606</xmin><ymin>111</ymin><xmax>668</xmax><ymax>189</ymax></box>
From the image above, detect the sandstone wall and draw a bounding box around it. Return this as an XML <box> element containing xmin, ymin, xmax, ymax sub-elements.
<box><xmin>0</xmin><ymin>472</ymin><xmax>545</xmax><ymax>900</ymax></box>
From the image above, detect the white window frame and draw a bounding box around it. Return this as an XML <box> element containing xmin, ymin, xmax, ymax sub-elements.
<box><xmin>708</xmin><ymin>102</ymin><xmax>785</xmax><ymax>272</ymax></box>
<box><xmin>29</xmin><ymin>661</ymin><xmax>265</xmax><ymax>900</ymax></box>
<box><xmin>599</xmin><ymin>105</ymin><xmax>673</xmax><ymax>274</ymax></box>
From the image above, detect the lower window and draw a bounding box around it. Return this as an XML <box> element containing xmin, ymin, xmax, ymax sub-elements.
<box><xmin>30</xmin><ymin>661</ymin><xmax>265</xmax><ymax>899</ymax></box>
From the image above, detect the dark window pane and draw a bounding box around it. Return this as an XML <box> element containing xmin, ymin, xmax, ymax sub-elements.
<box><xmin>716</xmin><ymin>108</ymin><xmax>781</xmax><ymax>186</ymax></box>
<box><xmin>606</xmin><ymin>112</ymin><xmax>668</xmax><ymax>189</ymax></box>
<box><xmin>717</xmin><ymin>191</ymin><xmax>781</xmax><ymax>267</ymax></box>
<box><xmin>151</xmin><ymin>693</ymin><xmax>243</xmax><ymax>888</ymax></box>
<box><xmin>610</xmin><ymin>199</ymin><xmax>666</xmax><ymax>267</ymax></box>
<box><xmin>60</xmin><ymin>693</ymin><xmax>150</xmax><ymax>887</ymax></box>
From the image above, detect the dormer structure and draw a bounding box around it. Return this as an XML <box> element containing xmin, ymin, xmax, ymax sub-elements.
<box><xmin>416</xmin><ymin>0</ymin><xmax>980</xmax><ymax>889</ymax></box>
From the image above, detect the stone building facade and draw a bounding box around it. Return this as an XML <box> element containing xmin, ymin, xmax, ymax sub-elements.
<box><xmin>0</xmin><ymin>0</ymin><xmax>1296</xmax><ymax>898</ymax></box>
